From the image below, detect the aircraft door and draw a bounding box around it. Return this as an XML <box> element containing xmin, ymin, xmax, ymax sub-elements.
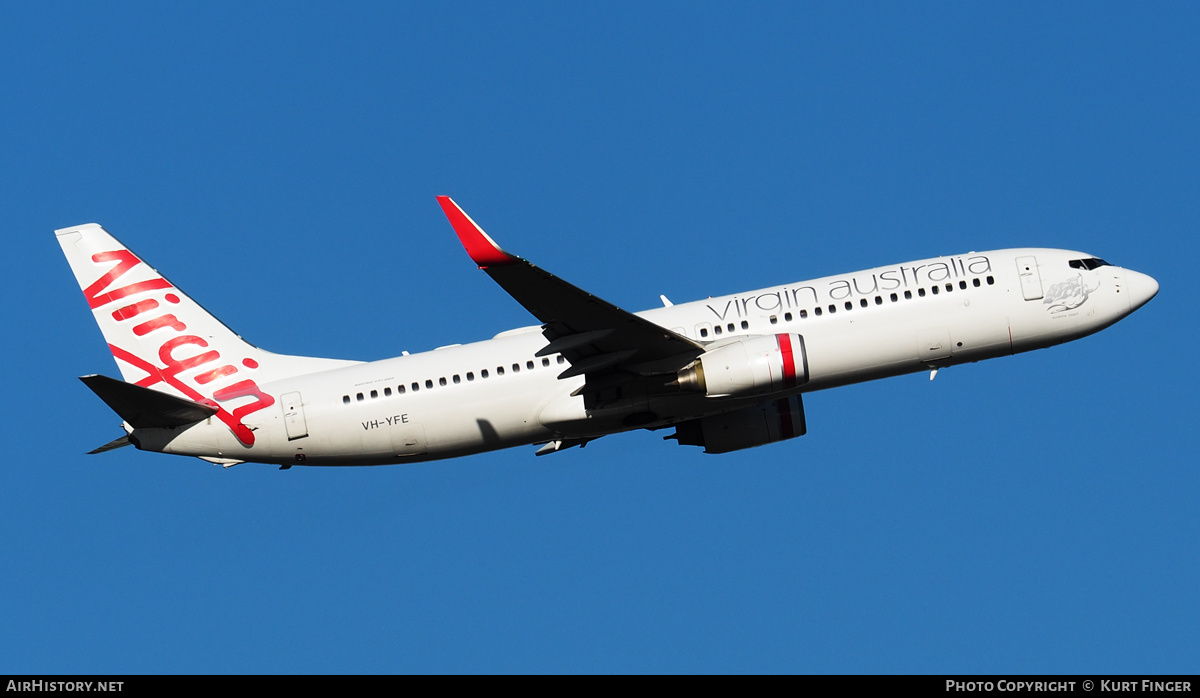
<box><xmin>280</xmin><ymin>391</ymin><xmax>308</xmax><ymax>440</ymax></box>
<box><xmin>1017</xmin><ymin>256</ymin><xmax>1043</xmax><ymax>301</ymax></box>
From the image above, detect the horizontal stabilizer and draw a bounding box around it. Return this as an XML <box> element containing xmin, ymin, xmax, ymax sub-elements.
<box><xmin>80</xmin><ymin>374</ymin><xmax>218</xmax><ymax>428</ymax></box>
<box><xmin>87</xmin><ymin>435</ymin><xmax>132</xmax><ymax>454</ymax></box>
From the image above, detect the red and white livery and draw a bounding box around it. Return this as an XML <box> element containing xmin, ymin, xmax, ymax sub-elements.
<box><xmin>56</xmin><ymin>198</ymin><xmax>1158</xmax><ymax>467</ymax></box>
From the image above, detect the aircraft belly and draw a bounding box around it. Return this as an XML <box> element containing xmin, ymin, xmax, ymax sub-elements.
<box><xmin>802</xmin><ymin>310</ymin><xmax>1013</xmax><ymax>391</ymax></box>
<box><xmin>154</xmin><ymin>418</ymin><xmax>266</xmax><ymax>459</ymax></box>
<box><xmin>425</xmin><ymin>391</ymin><xmax>555</xmax><ymax>453</ymax></box>
<box><xmin>803</xmin><ymin>324</ymin><xmax>919</xmax><ymax>390</ymax></box>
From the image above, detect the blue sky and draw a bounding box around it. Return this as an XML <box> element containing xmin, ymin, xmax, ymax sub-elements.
<box><xmin>2</xmin><ymin>2</ymin><xmax>1196</xmax><ymax>673</ymax></box>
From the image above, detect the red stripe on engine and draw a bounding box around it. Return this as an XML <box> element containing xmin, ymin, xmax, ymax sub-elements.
<box><xmin>777</xmin><ymin>333</ymin><xmax>796</xmax><ymax>388</ymax></box>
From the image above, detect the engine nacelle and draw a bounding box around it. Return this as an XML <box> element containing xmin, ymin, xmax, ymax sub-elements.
<box><xmin>676</xmin><ymin>333</ymin><xmax>808</xmax><ymax>397</ymax></box>
<box><xmin>671</xmin><ymin>395</ymin><xmax>807</xmax><ymax>453</ymax></box>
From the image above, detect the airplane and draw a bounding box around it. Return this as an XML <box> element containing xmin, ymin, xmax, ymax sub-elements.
<box><xmin>56</xmin><ymin>197</ymin><xmax>1158</xmax><ymax>468</ymax></box>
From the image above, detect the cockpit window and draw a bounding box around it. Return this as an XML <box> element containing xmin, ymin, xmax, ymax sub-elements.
<box><xmin>1069</xmin><ymin>257</ymin><xmax>1111</xmax><ymax>270</ymax></box>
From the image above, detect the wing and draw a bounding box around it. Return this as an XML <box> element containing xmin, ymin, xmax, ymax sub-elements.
<box><xmin>437</xmin><ymin>197</ymin><xmax>703</xmax><ymax>387</ymax></box>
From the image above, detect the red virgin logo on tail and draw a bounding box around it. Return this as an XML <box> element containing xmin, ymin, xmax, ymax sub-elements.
<box><xmin>84</xmin><ymin>251</ymin><xmax>172</xmax><ymax>309</ymax></box>
<box><xmin>86</xmin><ymin>250</ymin><xmax>274</xmax><ymax>446</ymax></box>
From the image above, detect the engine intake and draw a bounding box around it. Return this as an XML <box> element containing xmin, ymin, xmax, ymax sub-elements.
<box><xmin>676</xmin><ymin>333</ymin><xmax>808</xmax><ymax>397</ymax></box>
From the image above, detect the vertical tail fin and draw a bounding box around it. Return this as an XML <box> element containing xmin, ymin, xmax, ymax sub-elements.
<box><xmin>56</xmin><ymin>224</ymin><xmax>358</xmax><ymax>444</ymax></box>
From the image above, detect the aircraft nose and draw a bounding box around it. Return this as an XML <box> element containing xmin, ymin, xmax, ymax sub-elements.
<box><xmin>1125</xmin><ymin>269</ymin><xmax>1159</xmax><ymax>312</ymax></box>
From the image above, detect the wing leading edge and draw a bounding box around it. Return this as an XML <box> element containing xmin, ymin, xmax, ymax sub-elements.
<box><xmin>436</xmin><ymin>197</ymin><xmax>703</xmax><ymax>386</ymax></box>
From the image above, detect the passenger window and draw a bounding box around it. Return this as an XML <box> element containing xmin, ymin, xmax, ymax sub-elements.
<box><xmin>858</xmin><ymin>299</ymin><xmax>866</xmax><ymax>309</ymax></box>
<box><xmin>466</xmin><ymin>372</ymin><xmax>474</xmax><ymax>381</ymax></box>
<box><xmin>727</xmin><ymin>323</ymin><xmax>735</xmax><ymax>332</ymax></box>
<box><xmin>557</xmin><ymin>356</ymin><xmax>565</xmax><ymax>364</ymax></box>
<box><xmin>890</xmin><ymin>293</ymin><xmax>898</xmax><ymax>302</ymax></box>
<box><xmin>828</xmin><ymin>305</ymin><xmax>836</xmax><ymax>314</ymax></box>
<box><xmin>973</xmin><ymin>278</ymin><xmax>981</xmax><ymax>287</ymax></box>
<box><xmin>787</xmin><ymin>312</ymin><xmax>795</xmax><ymax>321</ymax></box>
<box><xmin>370</xmin><ymin>390</ymin><xmax>378</xmax><ymax>399</ymax></box>
<box><xmin>384</xmin><ymin>387</ymin><xmax>392</xmax><ymax>397</ymax></box>
<box><xmin>770</xmin><ymin>315</ymin><xmax>778</xmax><ymax>324</ymax></box>
<box><xmin>932</xmin><ymin>286</ymin><xmax>940</xmax><ymax>295</ymax></box>
<box><xmin>512</xmin><ymin>363</ymin><xmax>520</xmax><ymax>373</ymax></box>
<box><xmin>453</xmin><ymin>375</ymin><xmax>461</xmax><ymax>384</ymax></box>
<box><xmin>356</xmin><ymin>393</ymin><xmax>364</xmax><ymax>402</ymax></box>
<box><xmin>875</xmin><ymin>296</ymin><xmax>883</xmax><ymax>305</ymax></box>
<box><xmin>959</xmin><ymin>280</ymin><xmax>967</xmax><ymax>290</ymax></box>
<box><xmin>714</xmin><ymin>325</ymin><xmax>723</xmax><ymax>335</ymax></box>
<box><xmin>918</xmin><ymin>288</ymin><xmax>926</xmax><ymax>297</ymax></box>
<box><xmin>542</xmin><ymin>358</ymin><xmax>550</xmax><ymax>367</ymax></box>
<box><xmin>481</xmin><ymin>369</ymin><xmax>489</xmax><ymax>379</ymax></box>
<box><xmin>740</xmin><ymin>320</ymin><xmax>749</xmax><ymax>330</ymax></box>
<box><xmin>438</xmin><ymin>377</ymin><xmax>447</xmax><ymax>387</ymax></box>
<box><xmin>398</xmin><ymin>385</ymin><xmax>406</xmax><ymax>394</ymax></box>
<box><xmin>527</xmin><ymin>361</ymin><xmax>534</xmax><ymax>370</ymax></box>
<box><xmin>814</xmin><ymin>307</ymin><xmax>822</xmax><ymax>316</ymax></box>
<box><xmin>342</xmin><ymin>395</ymin><xmax>350</xmax><ymax>404</ymax></box>
<box><xmin>497</xmin><ymin>366</ymin><xmax>505</xmax><ymax>376</ymax></box>
<box><xmin>945</xmin><ymin>283</ymin><xmax>953</xmax><ymax>292</ymax></box>
<box><xmin>904</xmin><ymin>290</ymin><xmax>912</xmax><ymax>299</ymax></box>
<box><xmin>412</xmin><ymin>382</ymin><xmax>419</xmax><ymax>392</ymax></box>
<box><xmin>700</xmin><ymin>327</ymin><xmax>709</xmax><ymax>338</ymax></box>
<box><xmin>845</xmin><ymin>301</ymin><xmax>853</xmax><ymax>311</ymax></box>
<box><xmin>986</xmin><ymin>276</ymin><xmax>995</xmax><ymax>285</ymax></box>
<box><xmin>426</xmin><ymin>379</ymin><xmax>434</xmax><ymax>389</ymax></box>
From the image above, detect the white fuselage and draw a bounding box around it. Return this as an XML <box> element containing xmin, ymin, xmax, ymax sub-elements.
<box><xmin>135</xmin><ymin>247</ymin><xmax>1155</xmax><ymax>466</ymax></box>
